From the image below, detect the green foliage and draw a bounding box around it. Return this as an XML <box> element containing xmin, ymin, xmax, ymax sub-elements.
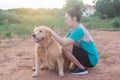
<box><xmin>111</xmin><ymin>18</ymin><xmax>120</xmax><ymax>28</ymax></box>
<box><xmin>8</xmin><ymin>8</ymin><xmax>64</xmax><ymax>16</ymax></box>
<box><xmin>81</xmin><ymin>16</ymin><xmax>120</xmax><ymax>30</ymax></box>
<box><xmin>65</xmin><ymin>0</ymin><xmax>85</xmax><ymax>10</ymax></box>
<box><xmin>4</xmin><ymin>31</ymin><xmax>12</xmax><ymax>38</ymax></box>
<box><xmin>95</xmin><ymin>0</ymin><xmax>120</xmax><ymax>18</ymax></box>
<box><xmin>0</xmin><ymin>8</ymin><xmax>65</xmax><ymax>37</ymax></box>
<box><xmin>0</xmin><ymin>8</ymin><xmax>120</xmax><ymax>38</ymax></box>
<box><xmin>0</xmin><ymin>10</ymin><xmax>21</xmax><ymax>25</ymax></box>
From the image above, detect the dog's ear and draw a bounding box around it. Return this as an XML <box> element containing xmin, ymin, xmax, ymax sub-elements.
<box><xmin>46</xmin><ymin>29</ymin><xmax>52</xmax><ymax>39</ymax></box>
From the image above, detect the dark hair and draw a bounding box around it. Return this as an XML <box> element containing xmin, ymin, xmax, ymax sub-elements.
<box><xmin>66</xmin><ymin>5</ymin><xmax>82</xmax><ymax>22</ymax></box>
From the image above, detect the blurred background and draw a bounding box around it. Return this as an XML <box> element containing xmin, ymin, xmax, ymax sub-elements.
<box><xmin>0</xmin><ymin>0</ymin><xmax>120</xmax><ymax>38</ymax></box>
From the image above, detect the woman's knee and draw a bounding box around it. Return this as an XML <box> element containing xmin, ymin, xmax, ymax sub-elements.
<box><xmin>62</xmin><ymin>46</ymin><xmax>73</xmax><ymax>54</ymax></box>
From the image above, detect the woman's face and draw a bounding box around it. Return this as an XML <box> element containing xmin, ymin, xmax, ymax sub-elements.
<box><xmin>64</xmin><ymin>13</ymin><xmax>74</xmax><ymax>28</ymax></box>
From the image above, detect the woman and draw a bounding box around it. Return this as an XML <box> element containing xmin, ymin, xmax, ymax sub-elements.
<box><xmin>52</xmin><ymin>5</ymin><xmax>99</xmax><ymax>75</ymax></box>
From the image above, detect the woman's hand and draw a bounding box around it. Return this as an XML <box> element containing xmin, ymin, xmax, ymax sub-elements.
<box><xmin>52</xmin><ymin>31</ymin><xmax>74</xmax><ymax>46</ymax></box>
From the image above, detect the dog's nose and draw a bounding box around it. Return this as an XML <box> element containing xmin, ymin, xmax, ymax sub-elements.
<box><xmin>32</xmin><ymin>34</ymin><xmax>36</xmax><ymax>38</ymax></box>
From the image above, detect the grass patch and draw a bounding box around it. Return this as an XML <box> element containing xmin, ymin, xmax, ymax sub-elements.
<box><xmin>100</xmin><ymin>54</ymin><xmax>108</xmax><ymax>59</ymax></box>
<box><xmin>0</xmin><ymin>45</ymin><xmax>11</xmax><ymax>48</ymax></box>
<box><xmin>0</xmin><ymin>15</ymin><xmax>65</xmax><ymax>37</ymax></box>
<box><xmin>0</xmin><ymin>24</ymin><xmax>33</xmax><ymax>36</ymax></box>
<box><xmin>81</xmin><ymin>16</ymin><xmax>120</xmax><ymax>31</ymax></box>
<box><xmin>0</xmin><ymin>12</ymin><xmax>120</xmax><ymax>38</ymax></box>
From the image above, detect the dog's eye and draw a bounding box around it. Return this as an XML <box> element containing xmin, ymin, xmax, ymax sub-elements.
<box><xmin>39</xmin><ymin>30</ymin><xmax>42</xmax><ymax>32</ymax></box>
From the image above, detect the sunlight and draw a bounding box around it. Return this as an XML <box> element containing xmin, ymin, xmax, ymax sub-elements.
<box><xmin>0</xmin><ymin>0</ymin><xmax>94</xmax><ymax>9</ymax></box>
<box><xmin>24</xmin><ymin>0</ymin><xmax>65</xmax><ymax>9</ymax></box>
<box><xmin>31</xmin><ymin>0</ymin><xmax>94</xmax><ymax>9</ymax></box>
<box><xmin>0</xmin><ymin>0</ymin><xmax>65</xmax><ymax>9</ymax></box>
<box><xmin>82</xmin><ymin>0</ymin><xmax>94</xmax><ymax>5</ymax></box>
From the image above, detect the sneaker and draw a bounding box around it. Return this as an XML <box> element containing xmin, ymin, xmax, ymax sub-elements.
<box><xmin>70</xmin><ymin>67</ymin><xmax>88</xmax><ymax>75</ymax></box>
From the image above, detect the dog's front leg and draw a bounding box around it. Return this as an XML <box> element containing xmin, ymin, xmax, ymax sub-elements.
<box><xmin>57</xmin><ymin>57</ymin><xmax>64</xmax><ymax>77</ymax></box>
<box><xmin>32</xmin><ymin>55</ymin><xmax>40</xmax><ymax>78</ymax></box>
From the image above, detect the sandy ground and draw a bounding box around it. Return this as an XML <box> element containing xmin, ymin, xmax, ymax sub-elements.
<box><xmin>0</xmin><ymin>29</ymin><xmax>120</xmax><ymax>80</ymax></box>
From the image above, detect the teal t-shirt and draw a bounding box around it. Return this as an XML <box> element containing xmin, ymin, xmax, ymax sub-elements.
<box><xmin>66</xmin><ymin>23</ymin><xmax>99</xmax><ymax>66</ymax></box>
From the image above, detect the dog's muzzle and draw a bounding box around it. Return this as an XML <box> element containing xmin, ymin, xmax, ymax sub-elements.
<box><xmin>32</xmin><ymin>34</ymin><xmax>44</xmax><ymax>43</ymax></box>
<box><xmin>32</xmin><ymin>34</ymin><xmax>36</xmax><ymax>39</ymax></box>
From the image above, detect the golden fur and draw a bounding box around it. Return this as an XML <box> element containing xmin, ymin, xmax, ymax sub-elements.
<box><xmin>32</xmin><ymin>26</ymin><xmax>70</xmax><ymax>78</ymax></box>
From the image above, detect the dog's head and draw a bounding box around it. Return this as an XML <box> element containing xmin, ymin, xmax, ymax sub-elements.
<box><xmin>32</xmin><ymin>26</ymin><xmax>52</xmax><ymax>43</ymax></box>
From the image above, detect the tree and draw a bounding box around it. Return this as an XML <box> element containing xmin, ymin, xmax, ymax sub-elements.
<box><xmin>95</xmin><ymin>0</ymin><xmax>120</xmax><ymax>18</ymax></box>
<box><xmin>64</xmin><ymin>0</ymin><xmax>85</xmax><ymax>10</ymax></box>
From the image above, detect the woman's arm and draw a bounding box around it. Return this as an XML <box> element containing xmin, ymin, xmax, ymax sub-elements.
<box><xmin>52</xmin><ymin>32</ymin><xmax>74</xmax><ymax>46</ymax></box>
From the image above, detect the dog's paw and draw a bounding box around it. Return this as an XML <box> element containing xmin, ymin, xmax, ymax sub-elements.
<box><xmin>32</xmin><ymin>72</ymin><xmax>38</xmax><ymax>78</ymax></box>
<box><xmin>59</xmin><ymin>73</ymin><xmax>65</xmax><ymax>78</ymax></box>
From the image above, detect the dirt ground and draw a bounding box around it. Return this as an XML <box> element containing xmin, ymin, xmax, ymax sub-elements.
<box><xmin>0</xmin><ymin>29</ymin><xmax>120</xmax><ymax>80</ymax></box>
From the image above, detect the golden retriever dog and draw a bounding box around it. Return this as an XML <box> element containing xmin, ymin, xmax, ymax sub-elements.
<box><xmin>32</xmin><ymin>26</ymin><xmax>70</xmax><ymax>78</ymax></box>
